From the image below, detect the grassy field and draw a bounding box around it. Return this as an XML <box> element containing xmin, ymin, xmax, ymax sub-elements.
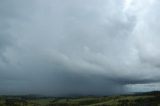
<box><xmin>0</xmin><ymin>91</ymin><xmax>160</xmax><ymax>106</ymax></box>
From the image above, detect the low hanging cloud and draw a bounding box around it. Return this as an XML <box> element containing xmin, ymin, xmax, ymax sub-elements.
<box><xmin>0</xmin><ymin>0</ymin><xmax>160</xmax><ymax>96</ymax></box>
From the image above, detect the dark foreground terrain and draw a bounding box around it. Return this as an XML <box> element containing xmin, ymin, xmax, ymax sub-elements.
<box><xmin>0</xmin><ymin>91</ymin><xmax>160</xmax><ymax>106</ymax></box>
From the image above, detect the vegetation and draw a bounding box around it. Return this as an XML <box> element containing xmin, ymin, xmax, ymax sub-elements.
<box><xmin>0</xmin><ymin>91</ymin><xmax>160</xmax><ymax>106</ymax></box>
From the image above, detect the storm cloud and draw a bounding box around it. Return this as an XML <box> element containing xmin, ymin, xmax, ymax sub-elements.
<box><xmin>0</xmin><ymin>0</ymin><xmax>160</xmax><ymax>96</ymax></box>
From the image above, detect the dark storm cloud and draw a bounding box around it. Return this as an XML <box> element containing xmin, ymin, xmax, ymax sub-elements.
<box><xmin>0</xmin><ymin>0</ymin><xmax>160</xmax><ymax>96</ymax></box>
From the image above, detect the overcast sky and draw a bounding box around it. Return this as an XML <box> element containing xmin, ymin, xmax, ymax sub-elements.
<box><xmin>0</xmin><ymin>0</ymin><xmax>160</xmax><ymax>96</ymax></box>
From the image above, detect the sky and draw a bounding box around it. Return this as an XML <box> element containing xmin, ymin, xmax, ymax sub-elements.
<box><xmin>0</xmin><ymin>0</ymin><xmax>160</xmax><ymax>96</ymax></box>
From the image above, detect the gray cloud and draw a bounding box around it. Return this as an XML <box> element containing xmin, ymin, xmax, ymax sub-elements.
<box><xmin>0</xmin><ymin>0</ymin><xmax>160</xmax><ymax>96</ymax></box>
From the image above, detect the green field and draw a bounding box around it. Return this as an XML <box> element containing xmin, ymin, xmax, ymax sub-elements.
<box><xmin>0</xmin><ymin>91</ymin><xmax>160</xmax><ymax>106</ymax></box>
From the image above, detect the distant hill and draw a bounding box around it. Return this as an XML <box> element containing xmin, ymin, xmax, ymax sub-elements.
<box><xmin>1</xmin><ymin>91</ymin><xmax>160</xmax><ymax>106</ymax></box>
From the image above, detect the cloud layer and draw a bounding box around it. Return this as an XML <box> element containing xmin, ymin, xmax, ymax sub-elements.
<box><xmin>0</xmin><ymin>0</ymin><xmax>160</xmax><ymax>96</ymax></box>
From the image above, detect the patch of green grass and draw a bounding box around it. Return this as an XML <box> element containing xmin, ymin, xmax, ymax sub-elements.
<box><xmin>1</xmin><ymin>91</ymin><xmax>160</xmax><ymax>106</ymax></box>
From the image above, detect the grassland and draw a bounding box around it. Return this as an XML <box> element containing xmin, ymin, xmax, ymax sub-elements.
<box><xmin>0</xmin><ymin>91</ymin><xmax>160</xmax><ymax>106</ymax></box>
